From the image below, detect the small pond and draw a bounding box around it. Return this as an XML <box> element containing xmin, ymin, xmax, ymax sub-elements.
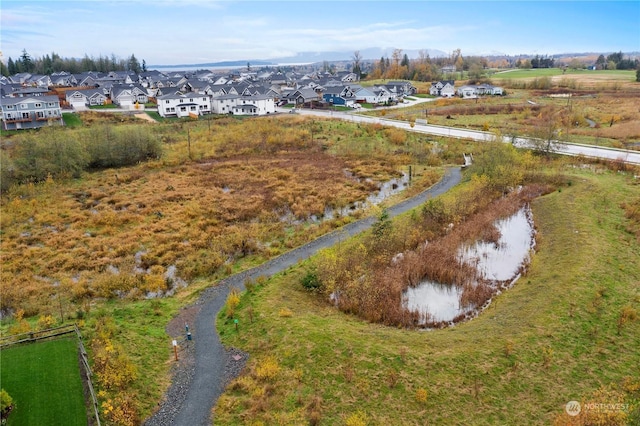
<box><xmin>402</xmin><ymin>207</ymin><xmax>535</xmax><ymax>325</ymax></box>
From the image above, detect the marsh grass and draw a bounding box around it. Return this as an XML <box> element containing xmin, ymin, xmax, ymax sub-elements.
<box><xmin>218</xmin><ymin>164</ymin><xmax>640</xmax><ymax>425</ymax></box>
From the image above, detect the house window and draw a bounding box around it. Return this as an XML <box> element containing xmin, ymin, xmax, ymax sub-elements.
<box><xmin>180</xmin><ymin>107</ymin><xmax>186</xmax><ymax>112</ymax></box>
<box><xmin>36</xmin><ymin>111</ymin><xmax>45</xmax><ymax>118</ymax></box>
<box><xmin>22</xmin><ymin>112</ymin><xmax>30</xmax><ymax>119</ymax></box>
<box><xmin>169</xmin><ymin>107</ymin><xmax>175</xmax><ymax>112</ymax></box>
<box><xmin>190</xmin><ymin>106</ymin><xmax>196</xmax><ymax>111</ymax></box>
<box><xmin>20</xmin><ymin>104</ymin><xmax>27</xmax><ymax>109</ymax></box>
<box><xmin>165</xmin><ymin>100</ymin><xmax>170</xmax><ymax>104</ymax></box>
<box><xmin>180</xmin><ymin>99</ymin><xmax>183</xmax><ymax>103</ymax></box>
<box><xmin>189</xmin><ymin>98</ymin><xmax>193</xmax><ymax>102</ymax></box>
<box><xmin>6</xmin><ymin>105</ymin><xmax>14</xmax><ymax>109</ymax></box>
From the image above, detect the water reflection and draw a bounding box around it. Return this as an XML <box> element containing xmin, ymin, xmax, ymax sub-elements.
<box><xmin>403</xmin><ymin>207</ymin><xmax>534</xmax><ymax>325</ymax></box>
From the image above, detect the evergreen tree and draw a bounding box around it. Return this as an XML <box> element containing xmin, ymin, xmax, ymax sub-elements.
<box><xmin>20</xmin><ymin>49</ymin><xmax>34</xmax><ymax>73</ymax></box>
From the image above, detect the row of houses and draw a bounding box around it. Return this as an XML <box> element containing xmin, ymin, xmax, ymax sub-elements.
<box><xmin>1</xmin><ymin>67</ymin><xmax>419</xmax><ymax>127</ymax></box>
<box><xmin>430</xmin><ymin>80</ymin><xmax>504</xmax><ymax>98</ymax></box>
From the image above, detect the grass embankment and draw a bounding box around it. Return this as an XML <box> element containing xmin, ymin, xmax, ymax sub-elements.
<box><xmin>0</xmin><ymin>337</ymin><xmax>86</xmax><ymax>426</ymax></box>
<box><xmin>217</xmin><ymin>166</ymin><xmax>640</xmax><ymax>425</ymax></box>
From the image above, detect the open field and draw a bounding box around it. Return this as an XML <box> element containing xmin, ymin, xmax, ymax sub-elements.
<box><xmin>217</xmin><ymin>163</ymin><xmax>640</xmax><ymax>425</ymax></box>
<box><xmin>0</xmin><ymin>337</ymin><xmax>86</xmax><ymax>426</ymax></box>
<box><xmin>2</xmin><ymin>106</ymin><xmax>639</xmax><ymax>424</ymax></box>
<box><xmin>493</xmin><ymin>69</ymin><xmax>635</xmax><ymax>81</ymax></box>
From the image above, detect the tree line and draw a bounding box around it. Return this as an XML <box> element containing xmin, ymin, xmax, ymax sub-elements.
<box><xmin>0</xmin><ymin>49</ymin><xmax>147</xmax><ymax>76</ymax></box>
<box><xmin>363</xmin><ymin>48</ymin><xmax>491</xmax><ymax>82</ymax></box>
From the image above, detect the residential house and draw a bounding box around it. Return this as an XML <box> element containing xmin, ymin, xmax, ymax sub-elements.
<box><xmin>0</xmin><ymin>95</ymin><xmax>64</xmax><ymax>130</ymax></box>
<box><xmin>157</xmin><ymin>93</ymin><xmax>211</xmax><ymax>118</ymax></box>
<box><xmin>457</xmin><ymin>85</ymin><xmax>478</xmax><ymax>99</ymax></box>
<box><xmin>65</xmin><ymin>88</ymin><xmax>108</xmax><ymax>108</ymax></box>
<box><xmin>231</xmin><ymin>94</ymin><xmax>275</xmax><ymax>116</ymax></box>
<box><xmin>110</xmin><ymin>84</ymin><xmax>149</xmax><ymax>108</ymax></box>
<box><xmin>211</xmin><ymin>94</ymin><xmax>275</xmax><ymax>115</ymax></box>
<box><xmin>283</xmin><ymin>88</ymin><xmax>321</xmax><ymax>105</ymax></box>
<box><xmin>430</xmin><ymin>80</ymin><xmax>455</xmax><ymax>97</ymax></box>
<box><xmin>385</xmin><ymin>80</ymin><xmax>417</xmax><ymax>97</ymax></box>
<box><xmin>322</xmin><ymin>85</ymin><xmax>357</xmax><ymax>107</ymax></box>
<box><xmin>354</xmin><ymin>87</ymin><xmax>378</xmax><ymax>104</ymax></box>
<box><xmin>50</xmin><ymin>73</ymin><xmax>77</xmax><ymax>87</ymax></box>
<box><xmin>10</xmin><ymin>73</ymin><xmax>32</xmax><ymax>84</ymax></box>
<box><xmin>457</xmin><ymin>84</ymin><xmax>504</xmax><ymax>98</ymax></box>
<box><xmin>27</xmin><ymin>74</ymin><xmax>53</xmax><ymax>88</ymax></box>
<box><xmin>7</xmin><ymin>87</ymin><xmax>50</xmax><ymax>98</ymax></box>
<box><xmin>372</xmin><ymin>85</ymin><xmax>397</xmax><ymax>104</ymax></box>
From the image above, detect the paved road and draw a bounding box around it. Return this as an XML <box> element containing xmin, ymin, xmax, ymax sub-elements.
<box><xmin>166</xmin><ymin>167</ymin><xmax>462</xmax><ymax>426</ymax></box>
<box><xmin>287</xmin><ymin>107</ymin><xmax>640</xmax><ymax>165</ymax></box>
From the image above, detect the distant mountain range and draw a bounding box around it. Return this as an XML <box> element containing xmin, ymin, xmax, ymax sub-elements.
<box><xmin>150</xmin><ymin>48</ymin><xmax>639</xmax><ymax>69</ymax></box>
<box><xmin>150</xmin><ymin>47</ymin><xmax>449</xmax><ymax>69</ymax></box>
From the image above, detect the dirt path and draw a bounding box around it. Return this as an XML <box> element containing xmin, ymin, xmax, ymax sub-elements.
<box><xmin>144</xmin><ymin>167</ymin><xmax>462</xmax><ymax>426</ymax></box>
<box><xmin>134</xmin><ymin>113</ymin><xmax>157</xmax><ymax>123</ymax></box>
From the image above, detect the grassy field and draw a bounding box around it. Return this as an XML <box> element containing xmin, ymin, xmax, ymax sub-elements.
<box><xmin>61</xmin><ymin>112</ymin><xmax>83</xmax><ymax>127</ymax></box>
<box><xmin>494</xmin><ymin>68</ymin><xmax>636</xmax><ymax>81</ymax></box>
<box><xmin>216</xmin><ymin>164</ymin><xmax>640</xmax><ymax>425</ymax></box>
<box><xmin>0</xmin><ymin>337</ymin><xmax>86</xmax><ymax>426</ymax></box>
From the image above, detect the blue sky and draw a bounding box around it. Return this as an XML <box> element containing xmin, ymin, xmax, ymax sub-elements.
<box><xmin>1</xmin><ymin>1</ymin><xmax>638</xmax><ymax>65</ymax></box>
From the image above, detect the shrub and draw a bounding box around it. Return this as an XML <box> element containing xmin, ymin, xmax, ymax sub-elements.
<box><xmin>345</xmin><ymin>410</ymin><xmax>368</xmax><ymax>426</ymax></box>
<box><xmin>255</xmin><ymin>356</ymin><xmax>280</xmax><ymax>381</ymax></box>
<box><xmin>415</xmin><ymin>388</ymin><xmax>428</xmax><ymax>403</ymax></box>
<box><xmin>225</xmin><ymin>288</ymin><xmax>241</xmax><ymax>319</ymax></box>
<box><xmin>300</xmin><ymin>269</ymin><xmax>322</xmax><ymax>291</ymax></box>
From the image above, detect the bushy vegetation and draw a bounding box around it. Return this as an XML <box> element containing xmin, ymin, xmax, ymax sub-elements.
<box><xmin>1</xmin><ymin>123</ymin><xmax>162</xmax><ymax>191</ymax></box>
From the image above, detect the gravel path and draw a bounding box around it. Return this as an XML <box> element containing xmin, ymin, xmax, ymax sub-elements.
<box><xmin>144</xmin><ymin>167</ymin><xmax>462</xmax><ymax>426</ymax></box>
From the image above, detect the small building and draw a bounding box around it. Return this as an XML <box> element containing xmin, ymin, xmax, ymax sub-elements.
<box><xmin>0</xmin><ymin>95</ymin><xmax>64</xmax><ymax>130</ymax></box>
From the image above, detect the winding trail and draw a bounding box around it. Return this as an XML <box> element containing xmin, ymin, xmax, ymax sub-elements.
<box><xmin>147</xmin><ymin>167</ymin><xmax>462</xmax><ymax>426</ymax></box>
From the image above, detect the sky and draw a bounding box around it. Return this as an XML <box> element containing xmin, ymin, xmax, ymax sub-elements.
<box><xmin>1</xmin><ymin>0</ymin><xmax>639</xmax><ymax>66</ymax></box>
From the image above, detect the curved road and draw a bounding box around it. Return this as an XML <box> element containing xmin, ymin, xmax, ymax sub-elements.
<box><xmin>161</xmin><ymin>167</ymin><xmax>462</xmax><ymax>426</ymax></box>
<box><xmin>290</xmin><ymin>107</ymin><xmax>640</xmax><ymax>165</ymax></box>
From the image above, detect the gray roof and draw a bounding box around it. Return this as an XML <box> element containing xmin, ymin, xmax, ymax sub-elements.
<box><xmin>1</xmin><ymin>95</ymin><xmax>60</xmax><ymax>106</ymax></box>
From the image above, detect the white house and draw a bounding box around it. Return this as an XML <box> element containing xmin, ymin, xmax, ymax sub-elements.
<box><xmin>110</xmin><ymin>84</ymin><xmax>149</xmax><ymax>108</ymax></box>
<box><xmin>211</xmin><ymin>94</ymin><xmax>275</xmax><ymax>115</ymax></box>
<box><xmin>157</xmin><ymin>93</ymin><xmax>211</xmax><ymax>118</ymax></box>
<box><xmin>430</xmin><ymin>80</ymin><xmax>455</xmax><ymax>97</ymax></box>
<box><xmin>457</xmin><ymin>85</ymin><xmax>478</xmax><ymax>99</ymax></box>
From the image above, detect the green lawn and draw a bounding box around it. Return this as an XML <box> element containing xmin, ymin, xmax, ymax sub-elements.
<box><xmin>88</xmin><ymin>104</ymin><xmax>117</xmax><ymax>109</ymax></box>
<box><xmin>61</xmin><ymin>113</ymin><xmax>83</xmax><ymax>128</ymax></box>
<box><xmin>0</xmin><ymin>337</ymin><xmax>87</xmax><ymax>426</ymax></box>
